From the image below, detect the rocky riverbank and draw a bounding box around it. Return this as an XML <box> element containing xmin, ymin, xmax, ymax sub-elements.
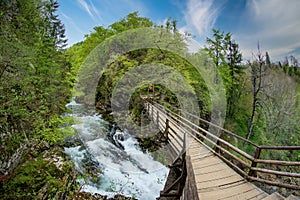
<box><xmin>0</xmin><ymin>137</ymin><xmax>136</xmax><ymax>200</ymax></box>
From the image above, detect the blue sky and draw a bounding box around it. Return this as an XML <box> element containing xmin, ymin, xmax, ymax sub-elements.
<box><xmin>58</xmin><ymin>0</ymin><xmax>300</xmax><ymax>62</ymax></box>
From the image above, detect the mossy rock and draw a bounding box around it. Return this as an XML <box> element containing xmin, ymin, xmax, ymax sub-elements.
<box><xmin>0</xmin><ymin>146</ymin><xmax>76</xmax><ymax>199</ymax></box>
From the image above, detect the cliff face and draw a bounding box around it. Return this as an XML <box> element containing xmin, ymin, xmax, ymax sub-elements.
<box><xmin>0</xmin><ymin>144</ymin><xmax>27</xmax><ymax>178</ymax></box>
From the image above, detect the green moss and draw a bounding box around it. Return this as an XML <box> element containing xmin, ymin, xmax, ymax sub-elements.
<box><xmin>1</xmin><ymin>153</ymin><xmax>75</xmax><ymax>199</ymax></box>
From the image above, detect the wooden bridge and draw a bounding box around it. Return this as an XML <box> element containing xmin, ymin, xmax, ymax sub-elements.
<box><xmin>144</xmin><ymin>101</ymin><xmax>300</xmax><ymax>200</ymax></box>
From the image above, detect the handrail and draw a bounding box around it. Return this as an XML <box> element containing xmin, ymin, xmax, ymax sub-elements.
<box><xmin>154</xmin><ymin>102</ymin><xmax>300</xmax><ymax>165</ymax></box>
<box><xmin>154</xmin><ymin>102</ymin><xmax>300</xmax><ymax>151</ymax></box>
<box><xmin>144</xmin><ymin>100</ymin><xmax>300</xmax><ymax>191</ymax></box>
<box><xmin>154</xmin><ymin>103</ymin><xmax>259</xmax><ymax>148</ymax></box>
<box><xmin>259</xmin><ymin>146</ymin><xmax>300</xmax><ymax>150</ymax></box>
<box><xmin>152</xmin><ymin>102</ymin><xmax>255</xmax><ymax>161</ymax></box>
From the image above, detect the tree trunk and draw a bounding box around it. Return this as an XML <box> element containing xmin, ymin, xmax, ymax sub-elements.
<box><xmin>246</xmin><ymin>97</ymin><xmax>256</xmax><ymax>140</ymax></box>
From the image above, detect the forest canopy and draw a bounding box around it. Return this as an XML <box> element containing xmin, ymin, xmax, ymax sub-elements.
<box><xmin>0</xmin><ymin>2</ymin><xmax>299</xmax><ymax>198</ymax></box>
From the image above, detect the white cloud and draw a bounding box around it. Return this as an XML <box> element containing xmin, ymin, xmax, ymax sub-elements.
<box><xmin>77</xmin><ymin>0</ymin><xmax>93</xmax><ymax>18</ymax></box>
<box><xmin>77</xmin><ymin>0</ymin><xmax>101</xmax><ymax>22</ymax></box>
<box><xmin>237</xmin><ymin>0</ymin><xmax>300</xmax><ymax>61</ymax></box>
<box><xmin>61</xmin><ymin>12</ymin><xmax>85</xmax><ymax>35</ymax></box>
<box><xmin>184</xmin><ymin>0</ymin><xmax>222</xmax><ymax>37</ymax></box>
<box><xmin>60</xmin><ymin>12</ymin><xmax>85</xmax><ymax>46</ymax></box>
<box><xmin>186</xmin><ymin>38</ymin><xmax>202</xmax><ymax>53</ymax></box>
<box><xmin>88</xmin><ymin>0</ymin><xmax>102</xmax><ymax>21</ymax></box>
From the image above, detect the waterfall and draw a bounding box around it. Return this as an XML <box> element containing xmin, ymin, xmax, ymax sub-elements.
<box><xmin>64</xmin><ymin>100</ymin><xmax>169</xmax><ymax>199</ymax></box>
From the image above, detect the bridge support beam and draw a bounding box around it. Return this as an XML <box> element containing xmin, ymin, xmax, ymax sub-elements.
<box><xmin>158</xmin><ymin>152</ymin><xmax>187</xmax><ymax>199</ymax></box>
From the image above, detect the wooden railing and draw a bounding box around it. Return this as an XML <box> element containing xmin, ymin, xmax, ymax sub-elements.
<box><xmin>144</xmin><ymin>100</ymin><xmax>300</xmax><ymax>192</ymax></box>
<box><xmin>146</xmin><ymin>101</ymin><xmax>194</xmax><ymax>199</ymax></box>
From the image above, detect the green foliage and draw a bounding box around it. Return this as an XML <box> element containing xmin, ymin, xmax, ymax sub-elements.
<box><xmin>205</xmin><ymin>29</ymin><xmax>227</xmax><ymax>68</ymax></box>
<box><xmin>0</xmin><ymin>0</ymin><xmax>74</xmax><ymax>174</ymax></box>
<box><xmin>34</xmin><ymin>115</ymin><xmax>76</xmax><ymax>145</ymax></box>
<box><xmin>1</xmin><ymin>156</ymin><xmax>74</xmax><ymax>199</ymax></box>
<box><xmin>67</xmin><ymin>12</ymin><xmax>211</xmax><ymax>122</ymax></box>
<box><xmin>66</xmin><ymin>11</ymin><xmax>299</xmax><ymax>182</ymax></box>
<box><xmin>204</xmin><ymin>30</ymin><xmax>299</xmax><ymax>164</ymax></box>
<box><xmin>67</xmin><ymin>12</ymin><xmax>153</xmax><ymax>77</ymax></box>
<box><xmin>224</xmin><ymin>62</ymin><xmax>300</xmax><ymax>162</ymax></box>
<box><xmin>205</xmin><ymin>29</ymin><xmax>243</xmax><ymax>118</ymax></box>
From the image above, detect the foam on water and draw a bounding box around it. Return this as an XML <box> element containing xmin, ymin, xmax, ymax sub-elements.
<box><xmin>64</xmin><ymin>101</ymin><xmax>169</xmax><ymax>199</ymax></box>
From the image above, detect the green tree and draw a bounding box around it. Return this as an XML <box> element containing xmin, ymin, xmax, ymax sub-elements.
<box><xmin>0</xmin><ymin>0</ymin><xmax>72</xmax><ymax>175</ymax></box>
<box><xmin>224</xmin><ymin>36</ymin><xmax>243</xmax><ymax>117</ymax></box>
<box><xmin>205</xmin><ymin>29</ymin><xmax>243</xmax><ymax>118</ymax></box>
<box><xmin>205</xmin><ymin>29</ymin><xmax>226</xmax><ymax>68</ymax></box>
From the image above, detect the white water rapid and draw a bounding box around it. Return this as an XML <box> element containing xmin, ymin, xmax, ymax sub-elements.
<box><xmin>64</xmin><ymin>100</ymin><xmax>169</xmax><ymax>199</ymax></box>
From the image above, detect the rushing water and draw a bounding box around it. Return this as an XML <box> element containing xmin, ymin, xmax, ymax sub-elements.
<box><xmin>64</xmin><ymin>100</ymin><xmax>169</xmax><ymax>199</ymax></box>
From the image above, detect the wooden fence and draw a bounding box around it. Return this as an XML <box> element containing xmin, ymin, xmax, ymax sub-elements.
<box><xmin>145</xmin><ymin>100</ymin><xmax>300</xmax><ymax>193</ymax></box>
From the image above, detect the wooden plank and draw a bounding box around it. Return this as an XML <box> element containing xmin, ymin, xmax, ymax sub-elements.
<box><xmin>286</xmin><ymin>195</ymin><xmax>300</xmax><ymax>200</ymax></box>
<box><xmin>222</xmin><ymin>188</ymin><xmax>267</xmax><ymax>200</ymax></box>
<box><xmin>191</xmin><ymin>157</ymin><xmax>223</xmax><ymax>168</ymax></box>
<box><xmin>198</xmin><ymin>182</ymin><xmax>267</xmax><ymax>200</ymax></box>
<box><xmin>262</xmin><ymin>192</ymin><xmax>285</xmax><ymax>200</ymax></box>
<box><xmin>193</xmin><ymin>163</ymin><xmax>228</xmax><ymax>175</ymax></box>
<box><xmin>190</xmin><ymin>143</ymin><xmax>269</xmax><ymax>200</ymax></box>
<box><xmin>188</xmin><ymin>152</ymin><xmax>214</xmax><ymax>161</ymax></box>
<box><xmin>196</xmin><ymin>174</ymin><xmax>244</xmax><ymax>189</ymax></box>
<box><xmin>195</xmin><ymin>171</ymin><xmax>240</xmax><ymax>183</ymax></box>
<box><xmin>193</xmin><ymin>160</ymin><xmax>227</xmax><ymax>171</ymax></box>
<box><xmin>168</xmin><ymin>129</ymin><xmax>184</xmax><ymax>144</ymax></box>
<box><xmin>168</xmin><ymin>129</ymin><xmax>185</xmax><ymax>145</ymax></box>
<box><xmin>194</xmin><ymin>168</ymin><xmax>238</xmax><ymax>177</ymax></box>
<box><xmin>194</xmin><ymin>162</ymin><xmax>243</xmax><ymax>182</ymax></box>
<box><xmin>197</xmin><ymin>180</ymin><xmax>246</xmax><ymax>193</ymax></box>
<box><xmin>251</xmin><ymin>192</ymin><xmax>270</xmax><ymax>200</ymax></box>
<box><xmin>190</xmin><ymin>153</ymin><xmax>214</xmax><ymax>160</ymax></box>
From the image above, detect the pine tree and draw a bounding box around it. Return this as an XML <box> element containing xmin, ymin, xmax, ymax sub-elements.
<box><xmin>225</xmin><ymin>37</ymin><xmax>243</xmax><ymax>117</ymax></box>
<box><xmin>0</xmin><ymin>0</ymin><xmax>71</xmax><ymax>175</ymax></box>
<box><xmin>205</xmin><ymin>29</ymin><xmax>243</xmax><ymax>118</ymax></box>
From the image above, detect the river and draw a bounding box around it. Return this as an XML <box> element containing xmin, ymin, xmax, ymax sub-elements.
<box><xmin>64</xmin><ymin>100</ymin><xmax>169</xmax><ymax>199</ymax></box>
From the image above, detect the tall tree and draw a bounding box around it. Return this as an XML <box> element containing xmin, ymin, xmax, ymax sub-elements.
<box><xmin>205</xmin><ymin>29</ymin><xmax>243</xmax><ymax>118</ymax></box>
<box><xmin>205</xmin><ymin>29</ymin><xmax>226</xmax><ymax>68</ymax></box>
<box><xmin>0</xmin><ymin>0</ymin><xmax>71</xmax><ymax>175</ymax></box>
<box><xmin>246</xmin><ymin>44</ymin><xmax>266</xmax><ymax>140</ymax></box>
<box><xmin>224</xmin><ymin>36</ymin><xmax>243</xmax><ymax>117</ymax></box>
<box><xmin>205</xmin><ymin>29</ymin><xmax>226</xmax><ymax>84</ymax></box>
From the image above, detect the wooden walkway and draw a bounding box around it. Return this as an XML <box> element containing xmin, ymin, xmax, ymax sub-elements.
<box><xmin>144</xmin><ymin>101</ymin><xmax>300</xmax><ymax>200</ymax></box>
<box><xmin>188</xmin><ymin>140</ymin><xmax>268</xmax><ymax>200</ymax></box>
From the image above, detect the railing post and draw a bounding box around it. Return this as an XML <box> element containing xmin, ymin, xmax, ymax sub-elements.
<box><xmin>164</xmin><ymin>118</ymin><xmax>169</xmax><ymax>139</ymax></box>
<box><xmin>151</xmin><ymin>105</ymin><xmax>154</xmax><ymax>121</ymax></box>
<box><xmin>156</xmin><ymin>110</ymin><xmax>159</xmax><ymax>126</ymax></box>
<box><xmin>183</xmin><ymin>131</ymin><xmax>187</xmax><ymax>152</ymax></box>
<box><xmin>147</xmin><ymin>102</ymin><xmax>149</xmax><ymax>113</ymax></box>
<box><xmin>179</xmin><ymin>110</ymin><xmax>183</xmax><ymax>127</ymax></box>
<box><xmin>249</xmin><ymin>146</ymin><xmax>261</xmax><ymax>177</ymax></box>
